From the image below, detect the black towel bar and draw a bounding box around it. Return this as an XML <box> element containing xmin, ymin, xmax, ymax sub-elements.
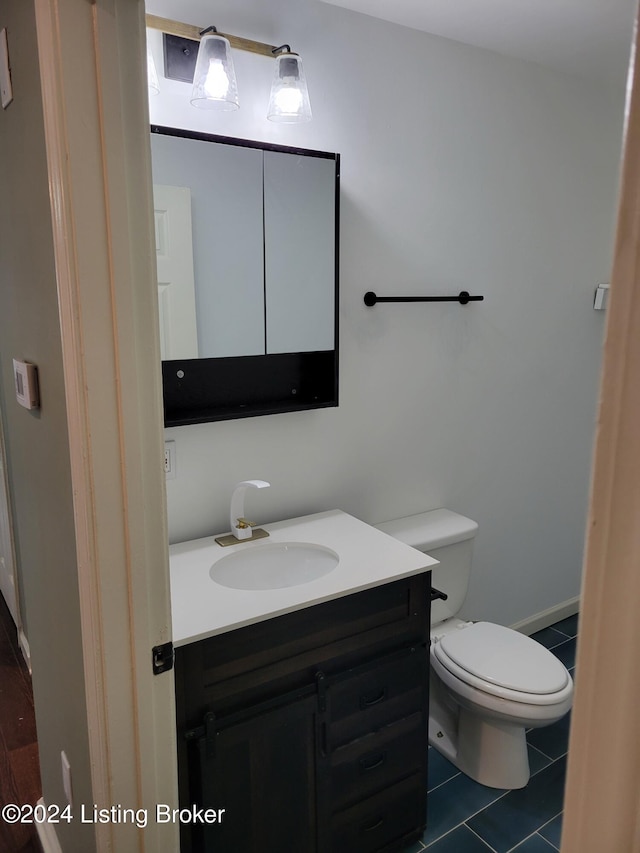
<box><xmin>364</xmin><ymin>291</ymin><xmax>483</xmax><ymax>307</ymax></box>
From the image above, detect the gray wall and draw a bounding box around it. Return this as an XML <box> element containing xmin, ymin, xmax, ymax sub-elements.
<box><xmin>0</xmin><ymin>2</ymin><xmax>95</xmax><ymax>850</ymax></box>
<box><xmin>149</xmin><ymin>0</ymin><xmax>625</xmax><ymax>627</ymax></box>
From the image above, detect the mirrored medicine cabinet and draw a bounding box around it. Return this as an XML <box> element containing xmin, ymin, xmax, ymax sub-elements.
<box><xmin>150</xmin><ymin>125</ymin><xmax>340</xmax><ymax>426</ymax></box>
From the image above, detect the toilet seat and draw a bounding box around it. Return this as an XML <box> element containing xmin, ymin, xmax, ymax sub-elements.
<box><xmin>432</xmin><ymin>621</ymin><xmax>572</xmax><ymax>706</ymax></box>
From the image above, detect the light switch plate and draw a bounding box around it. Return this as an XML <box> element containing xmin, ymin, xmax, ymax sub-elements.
<box><xmin>61</xmin><ymin>751</ymin><xmax>73</xmax><ymax>806</ymax></box>
<box><xmin>13</xmin><ymin>359</ymin><xmax>39</xmax><ymax>410</ymax></box>
<box><xmin>594</xmin><ymin>283</ymin><xmax>610</xmax><ymax>311</ymax></box>
<box><xmin>0</xmin><ymin>29</ymin><xmax>13</xmax><ymax>109</ymax></box>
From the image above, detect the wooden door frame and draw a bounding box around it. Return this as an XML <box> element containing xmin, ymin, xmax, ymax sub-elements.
<box><xmin>33</xmin><ymin>0</ymin><xmax>178</xmax><ymax>849</ymax></box>
<box><xmin>561</xmin><ymin>19</ymin><xmax>640</xmax><ymax>853</ymax></box>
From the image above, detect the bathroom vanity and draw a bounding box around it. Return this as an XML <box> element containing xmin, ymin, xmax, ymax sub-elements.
<box><xmin>170</xmin><ymin>511</ymin><xmax>436</xmax><ymax>852</ymax></box>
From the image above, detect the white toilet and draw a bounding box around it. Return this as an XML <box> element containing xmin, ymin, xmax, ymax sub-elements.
<box><xmin>376</xmin><ymin>509</ymin><xmax>574</xmax><ymax>790</ymax></box>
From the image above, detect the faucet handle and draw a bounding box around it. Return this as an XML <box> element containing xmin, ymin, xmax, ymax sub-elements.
<box><xmin>235</xmin><ymin>518</ymin><xmax>256</xmax><ymax>529</ymax></box>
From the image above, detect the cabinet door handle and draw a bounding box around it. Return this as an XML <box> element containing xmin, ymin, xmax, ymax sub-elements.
<box><xmin>359</xmin><ymin>751</ymin><xmax>386</xmax><ymax>773</ymax></box>
<box><xmin>360</xmin><ymin>687</ymin><xmax>387</xmax><ymax>708</ymax></box>
<box><xmin>362</xmin><ymin>818</ymin><xmax>385</xmax><ymax>833</ymax></box>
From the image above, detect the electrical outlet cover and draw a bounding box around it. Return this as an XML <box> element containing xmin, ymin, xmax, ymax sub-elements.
<box><xmin>165</xmin><ymin>440</ymin><xmax>176</xmax><ymax>479</ymax></box>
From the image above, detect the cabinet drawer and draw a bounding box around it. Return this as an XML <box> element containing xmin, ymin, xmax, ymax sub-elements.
<box><xmin>329</xmin><ymin>712</ymin><xmax>426</xmax><ymax>810</ymax></box>
<box><xmin>329</xmin><ymin>772</ymin><xmax>426</xmax><ymax>853</ymax></box>
<box><xmin>326</xmin><ymin>646</ymin><xmax>427</xmax><ymax>747</ymax></box>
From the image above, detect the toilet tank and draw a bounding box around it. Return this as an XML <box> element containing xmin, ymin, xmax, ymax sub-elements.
<box><xmin>376</xmin><ymin>509</ymin><xmax>478</xmax><ymax>627</ymax></box>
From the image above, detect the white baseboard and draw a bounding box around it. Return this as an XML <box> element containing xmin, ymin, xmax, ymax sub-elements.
<box><xmin>35</xmin><ymin>799</ymin><xmax>63</xmax><ymax>853</ymax></box>
<box><xmin>19</xmin><ymin>628</ymin><xmax>31</xmax><ymax>673</ymax></box>
<box><xmin>510</xmin><ymin>596</ymin><xmax>580</xmax><ymax>636</ymax></box>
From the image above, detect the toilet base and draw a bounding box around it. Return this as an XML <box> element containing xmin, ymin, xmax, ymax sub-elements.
<box><xmin>429</xmin><ymin>709</ymin><xmax>530</xmax><ymax>789</ymax></box>
<box><xmin>429</xmin><ymin>674</ymin><xmax>531</xmax><ymax>789</ymax></box>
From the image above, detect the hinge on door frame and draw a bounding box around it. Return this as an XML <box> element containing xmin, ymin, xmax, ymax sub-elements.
<box><xmin>152</xmin><ymin>641</ymin><xmax>174</xmax><ymax>675</ymax></box>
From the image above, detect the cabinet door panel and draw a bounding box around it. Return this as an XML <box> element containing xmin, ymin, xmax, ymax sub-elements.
<box><xmin>264</xmin><ymin>150</ymin><xmax>336</xmax><ymax>354</ymax></box>
<box><xmin>196</xmin><ymin>693</ymin><xmax>318</xmax><ymax>852</ymax></box>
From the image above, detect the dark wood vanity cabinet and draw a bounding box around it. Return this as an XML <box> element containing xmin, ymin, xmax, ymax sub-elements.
<box><xmin>174</xmin><ymin>572</ymin><xmax>431</xmax><ymax>853</ymax></box>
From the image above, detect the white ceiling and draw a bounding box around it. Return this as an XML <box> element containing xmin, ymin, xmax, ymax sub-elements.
<box><xmin>320</xmin><ymin>0</ymin><xmax>637</xmax><ymax>89</ymax></box>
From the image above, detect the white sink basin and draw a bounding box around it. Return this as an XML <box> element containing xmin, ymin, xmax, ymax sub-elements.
<box><xmin>170</xmin><ymin>509</ymin><xmax>437</xmax><ymax>645</ymax></box>
<box><xmin>210</xmin><ymin>542</ymin><xmax>340</xmax><ymax>590</ymax></box>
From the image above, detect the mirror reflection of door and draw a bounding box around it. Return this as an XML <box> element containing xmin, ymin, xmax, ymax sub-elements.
<box><xmin>153</xmin><ymin>184</ymin><xmax>199</xmax><ymax>360</ymax></box>
<box><xmin>0</xmin><ymin>407</ymin><xmax>18</xmax><ymax>626</ymax></box>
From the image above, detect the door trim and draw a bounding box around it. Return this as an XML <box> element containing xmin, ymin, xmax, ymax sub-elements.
<box><xmin>33</xmin><ymin>0</ymin><xmax>177</xmax><ymax>849</ymax></box>
<box><xmin>561</xmin><ymin>20</ymin><xmax>640</xmax><ymax>853</ymax></box>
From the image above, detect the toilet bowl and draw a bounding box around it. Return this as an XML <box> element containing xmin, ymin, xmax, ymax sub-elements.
<box><xmin>429</xmin><ymin>619</ymin><xmax>573</xmax><ymax>788</ymax></box>
<box><xmin>376</xmin><ymin>510</ymin><xmax>574</xmax><ymax>790</ymax></box>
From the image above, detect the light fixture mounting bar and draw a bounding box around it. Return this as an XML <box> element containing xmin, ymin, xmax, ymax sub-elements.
<box><xmin>145</xmin><ymin>14</ymin><xmax>278</xmax><ymax>58</ymax></box>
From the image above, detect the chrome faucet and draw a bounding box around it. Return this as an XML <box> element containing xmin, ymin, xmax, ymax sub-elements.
<box><xmin>229</xmin><ymin>480</ymin><xmax>270</xmax><ymax>541</ymax></box>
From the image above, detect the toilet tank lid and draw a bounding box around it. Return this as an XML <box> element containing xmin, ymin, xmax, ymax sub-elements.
<box><xmin>375</xmin><ymin>509</ymin><xmax>478</xmax><ymax>550</ymax></box>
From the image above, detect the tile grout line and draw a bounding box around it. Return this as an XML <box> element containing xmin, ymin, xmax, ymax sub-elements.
<box><xmin>537</xmin><ymin>809</ymin><xmax>564</xmax><ymax>851</ymax></box>
<box><xmin>548</xmin><ymin>638</ymin><xmax>573</xmax><ymax>649</ymax></box>
<box><xmin>426</xmin><ymin>770</ymin><xmax>462</xmax><ymax>794</ymax></box>
<box><xmin>504</xmin><ymin>828</ymin><xmax>549</xmax><ymax>852</ymax></box>
<box><xmin>423</xmin><ymin>788</ymin><xmax>509</xmax><ymax>850</ymax></box>
<box><xmin>528</xmin><ymin>742</ymin><xmax>556</xmax><ymax>764</ymax></box>
<box><xmin>465</xmin><ymin>821</ymin><xmax>501</xmax><ymax>852</ymax></box>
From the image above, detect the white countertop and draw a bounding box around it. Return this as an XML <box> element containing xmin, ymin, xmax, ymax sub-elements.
<box><xmin>170</xmin><ymin>509</ymin><xmax>437</xmax><ymax>646</ymax></box>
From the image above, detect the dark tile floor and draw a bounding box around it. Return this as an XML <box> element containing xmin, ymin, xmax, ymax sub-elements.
<box><xmin>406</xmin><ymin>614</ymin><xmax>578</xmax><ymax>853</ymax></box>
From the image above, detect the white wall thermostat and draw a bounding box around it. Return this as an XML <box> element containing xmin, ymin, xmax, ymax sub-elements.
<box><xmin>13</xmin><ymin>359</ymin><xmax>40</xmax><ymax>410</ymax></box>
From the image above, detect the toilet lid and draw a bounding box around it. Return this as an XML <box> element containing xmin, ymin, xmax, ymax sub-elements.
<box><xmin>436</xmin><ymin>622</ymin><xmax>569</xmax><ymax>695</ymax></box>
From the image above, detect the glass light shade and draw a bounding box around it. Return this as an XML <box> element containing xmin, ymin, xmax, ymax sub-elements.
<box><xmin>147</xmin><ymin>45</ymin><xmax>160</xmax><ymax>95</ymax></box>
<box><xmin>267</xmin><ymin>53</ymin><xmax>312</xmax><ymax>123</ymax></box>
<box><xmin>190</xmin><ymin>33</ymin><xmax>239</xmax><ymax>111</ymax></box>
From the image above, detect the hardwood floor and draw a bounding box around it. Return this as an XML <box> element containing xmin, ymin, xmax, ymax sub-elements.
<box><xmin>0</xmin><ymin>594</ymin><xmax>41</xmax><ymax>852</ymax></box>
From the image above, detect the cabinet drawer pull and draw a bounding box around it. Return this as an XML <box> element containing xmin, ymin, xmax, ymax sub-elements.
<box><xmin>360</xmin><ymin>687</ymin><xmax>387</xmax><ymax>708</ymax></box>
<box><xmin>359</xmin><ymin>751</ymin><xmax>386</xmax><ymax>773</ymax></box>
<box><xmin>362</xmin><ymin>818</ymin><xmax>385</xmax><ymax>833</ymax></box>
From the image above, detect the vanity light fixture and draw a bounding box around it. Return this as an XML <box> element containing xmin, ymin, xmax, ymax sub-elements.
<box><xmin>267</xmin><ymin>46</ymin><xmax>312</xmax><ymax>123</ymax></box>
<box><xmin>146</xmin><ymin>14</ymin><xmax>312</xmax><ymax>122</ymax></box>
<box><xmin>190</xmin><ymin>27</ymin><xmax>239</xmax><ymax>111</ymax></box>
